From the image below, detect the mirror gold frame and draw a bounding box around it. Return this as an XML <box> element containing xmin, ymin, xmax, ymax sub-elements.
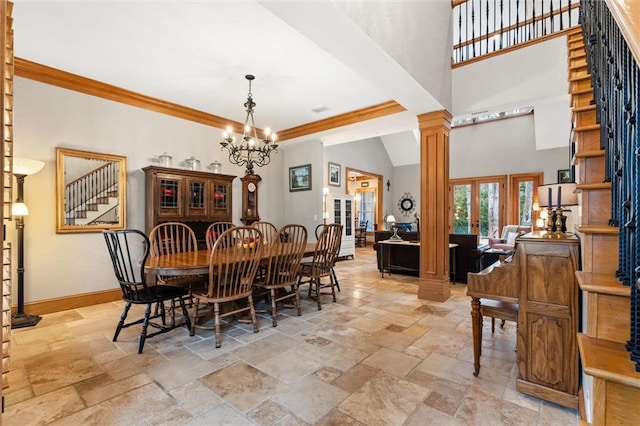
<box><xmin>56</xmin><ymin>147</ymin><xmax>127</xmax><ymax>233</ymax></box>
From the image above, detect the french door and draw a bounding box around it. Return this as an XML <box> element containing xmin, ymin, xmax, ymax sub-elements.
<box><xmin>508</xmin><ymin>172</ymin><xmax>543</xmax><ymax>227</ymax></box>
<box><xmin>450</xmin><ymin>176</ymin><xmax>506</xmax><ymax>239</ymax></box>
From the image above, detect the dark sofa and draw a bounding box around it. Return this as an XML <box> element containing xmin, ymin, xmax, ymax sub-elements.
<box><xmin>372</xmin><ymin>231</ymin><xmax>486</xmax><ymax>282</ymax></box>
<box><xmin>449</xmin><ymin>233</ymin><xmax>486</xmax><ymax>283</ymax></box>
<box><xmin>373</xmin><ymin>231</ymin><xmax>420</xmax><ymax>276</ymax></box>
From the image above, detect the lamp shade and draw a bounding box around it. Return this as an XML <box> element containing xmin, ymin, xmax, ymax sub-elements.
<box><xmin>11</xmin><ymin>202</ymin><xmax>28</xmax><ymax>216</ymax></box>
<box><xmin>386</xmin><ymin>214</ymin><xmax>397</xmax><ymax>223</ymax></box>
<box><xmin>13</xmin><ymin>157</ymin><xmax>45</xmax><ymax>176</ymax></box>
<box><xmin>538</xmin><ymin>183</ymin><xmax>578</xmax><ymax>208</ymax></box>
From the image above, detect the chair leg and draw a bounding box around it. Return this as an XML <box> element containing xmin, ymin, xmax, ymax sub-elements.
<box><xmin>248</xmin><ymin>294</ymin><xmax>259</xmax><ymax>333</ymax></box>
<box><xmin>315</xmin><ymin>278</ymin><xmax>322</xmax><ymax>311</ymax></box>
<box><xmin>139</xmin><ymin>303</ymin><xmax>153</xmax><ymax>354</ymax></box>
<box><xmin>332</xmin><ymin>266</ymin><xmax>341</xmax><ymax>292</ymax></box>
<box><xmin>270</xmin><ymin>288</ymin><xmax>278</xmax><ymax>327</ymax></box>
<box><xmin>113</xmin><ymin>302</ymin><xmax>131</xmax><ymax>342</ymax></box>
<box><xmin>294</xmin><ymin>283</ymin><xmax>302</xmax><ymax>317</ymax></box>
<box><xmin>159</xmin><ymin>300</ymin><xmax>167</xmax><ymax>325</ymax></box>
<box><xmin>214</xmin><ymin>302</ymin><xmax>222</xmax><ymax>348</ymax></box>
<box><xmin>491</xmin><ymin>317</ymin><xmax>496</xmax><ymax>333</ymax></box>
<box><xmin>190</xmin><ymin>298</ymin><xmax>200</xmax><ymax>336</ymax></box>
<box><xmin>178</xmin><ymin>297</ymin><xmax>191</xmax><ymax>331</ymax></box>
<box><xmin>329</xmin><ymin>273</ymin><xmax>337</xmax><ymax>303</ymax></box>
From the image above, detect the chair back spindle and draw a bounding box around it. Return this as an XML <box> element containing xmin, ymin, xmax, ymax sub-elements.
<box><xmin>103</xmin><ymin>229</ymin><xmax>150</xmax><ymax>300</ymax></box>
<box><xmin>208</xmin><ymin>226</ymin><xmax>264</xmax><ymax>300</ymax></box>
<box><xmin>205</xmin><ymin>221</ymin><xmax>236</xmax><ymax>250</ymax></box>
<box><xmin>252</xmin><ymin>221</ymin><xmax>278</xmax><ymax>244</ymax></box>
<box><xmin>264</xmin><ymin>224</ymin><xmax>308</xmax><ymax>287</ymax></box>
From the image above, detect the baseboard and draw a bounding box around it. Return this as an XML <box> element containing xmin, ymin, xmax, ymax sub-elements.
<box><xmin>11</xmin><ymin>288</ymin><xmax>122</xmax><ymax>316</ymax></box>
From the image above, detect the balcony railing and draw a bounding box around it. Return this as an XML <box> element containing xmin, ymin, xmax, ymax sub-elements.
<box><xmin>453</xmin><ymin>0</ymin><xmax>581</xmax><ymax>64</ymax></box>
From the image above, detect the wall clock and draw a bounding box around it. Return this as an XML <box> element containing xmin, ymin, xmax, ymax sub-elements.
<box><xmin>398</xmin><ymin>192</ymin><xmax>416</xmax><ymax>216</ymax></box>
<box><xmin>241</xmin><ymin>174</ymin><xmax>262</xmax><ymax>225</ymax></box>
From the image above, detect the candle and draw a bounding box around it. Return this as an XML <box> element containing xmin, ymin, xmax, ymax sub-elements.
<box><xmin>548</xmin><ymin>187</ymin><xmax>552</xmax><ymax>207</ymax></box>
<box><xmin>557</xmin><ymin>185</ymin><xmax>562</xmax><ymax>208</ymax></box>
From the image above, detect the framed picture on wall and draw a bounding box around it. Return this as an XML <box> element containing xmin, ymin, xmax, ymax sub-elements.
<box><xmin>557</xmin><ymin>169</ymin><xmax>572</xmax><ymax>183</ymax></box>
<box><xmin>328</xmin><ymin>162</ymin><xmax>341</xmax><ymax>186</ymax></box>
<box><xmin>289</xmin><ymin>164</ymin><xmax>312</xmax><ymax>192</ymax></box>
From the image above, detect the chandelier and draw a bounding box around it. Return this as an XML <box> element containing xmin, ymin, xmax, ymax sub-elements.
<box><xmin>220</xmin><ymin>74</ymin><xmax>278</xmax><ymax>175</ymax></box>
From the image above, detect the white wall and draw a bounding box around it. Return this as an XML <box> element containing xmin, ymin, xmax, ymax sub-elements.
<box><xmin>12</xmin><ymin>77</ymin><xmax>286</xmax><ymax>303</ymax></box>
<box><xmin>337</xmin><ymin>0</ymin><xmax>452</xmax><ymax>110</ymax></box>
<box><xmin>281</xmin><ymin>140</ymin><xmax>324</xmax><ymax>240</ymax></box>
<box><xmin>324</xmin><ymin>137</ymin><xmax>394</xmax><ymax>228</ymax></box>
<box><xmin>453</xmin><ymin>36</ymin><xmax>568</xmax><ymax>116</ymax></box>
<box><xmin>451</xmin><ymin>114</ymin><xmax>570</xmax><ymax>183</ymax></box>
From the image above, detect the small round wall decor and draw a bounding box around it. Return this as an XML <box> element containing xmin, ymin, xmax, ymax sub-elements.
<box><xmin>398</xmin><ymin>192</ymin><xmax>416</xmax><ymax>216</ymax></box>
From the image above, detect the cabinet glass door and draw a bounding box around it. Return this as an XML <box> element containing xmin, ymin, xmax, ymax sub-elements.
<box><xmin>158</xmin><ymin>176</ymin><xmax>182</xmax><ymax>216</ymax></box>
<box><xmin>186</xmin><ymin>179</ymin><xmax>207</xmax><ymax>217</ymax></box>
<box><xmin>211</xmin><ymin>182</ymin><xmax>229</xmax><ymax>218</ymax></box>
<box><xmin>344</xmin><ymin>199</ymin><xmax>353</xmax><ymax>236</ymax></box>
<box><xmin>333</xmin><ymin>199</ymin><xmax>341</xmax><ymax>225</ymax></box>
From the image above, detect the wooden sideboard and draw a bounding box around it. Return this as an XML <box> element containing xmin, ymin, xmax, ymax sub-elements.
<box><xmin>143</xmin><ymin>166</ymin><xmax>236</xmax><ymax>247</ymax></box>
<box><xmin>468</xmin><ymin>232</ymin><xmax>580</xmax><ymax>409</ymax></box>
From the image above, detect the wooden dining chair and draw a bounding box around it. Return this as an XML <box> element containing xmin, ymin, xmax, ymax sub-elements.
<box><xmin>205</xmin><ymin>221</ymin><xmax>236</xmax><ymax>250</ymax></box>
<box><xmin>148</xmin><ymin>222</ymin><xmax>205</xmax><ymax>291</ymax></box>
<box><xmin>298</xmin><ymin>223</ymin><xmax>342</xmax><ymax>310</ymax></box>
<box><xmin>252</xmin><ymin>221</ymin><xmax>278</xmax><ymax>244</ymax></box>
<box><xmin>313</xmin><ymin>224</ymin><xmax>341</xmax><ymax>292</ymax></box>
<box><xmin>190</xmin><ymin>226</ymin><xmax>264</xmax><ymax>348</ymax></box>
<box><xmin>254</xmin><ymin>224</ymin><xmax>308</xmax><ymax>327</ymax></box>
<box><xmin>103</xmin><ymin>229</ymin><xmax>191</xmax><ymax>354</ymax></box>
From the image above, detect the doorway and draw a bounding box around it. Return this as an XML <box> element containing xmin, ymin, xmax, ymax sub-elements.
<box><xmin>345</xmin><ymin>167</ymin><xmax>384</xmax><ymax>233</ymax></box>
<box><xmin>449</xmin><ymin>175</ymin><xmax>507</xmax><ymax>239</ymax></box>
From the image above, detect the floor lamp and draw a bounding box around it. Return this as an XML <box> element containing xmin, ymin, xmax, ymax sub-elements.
<box><xmin>11</xmin><ymin>158</ymin><xmax>45</xmax><ymax>329</ymax></box>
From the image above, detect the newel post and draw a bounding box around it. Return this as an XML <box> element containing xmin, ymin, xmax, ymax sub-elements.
<box><xmin>417</xmin><ymin>110</ymin><xmax>452</xmax><ymax>302</ymax></box>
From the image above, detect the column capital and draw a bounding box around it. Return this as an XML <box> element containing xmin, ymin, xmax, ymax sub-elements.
<box><xmin>417</xmin><ymin>110</ymin><xmax>452</xmax><ymax>130</ymax></box>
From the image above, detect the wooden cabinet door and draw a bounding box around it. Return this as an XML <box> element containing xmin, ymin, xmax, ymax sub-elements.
<box><xmin>211</xmin><ymin>179</ymin><xmax>231</xmax><ymax>219</ymax></box>
<box><xmin>156</xmin><ymin>174</ymin><xmax>184</xmax><ymax>218</ymax></box>
<box><xmin>185</xmin><ymin>178</ymin><xmax>209</xmax><ymax>218</ymax></box>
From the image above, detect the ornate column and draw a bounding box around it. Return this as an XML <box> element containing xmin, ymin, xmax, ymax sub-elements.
<box><xmin>417</xmin><ymin>110</ymin><xmax>452</xmax><ymax>302</ymax></box>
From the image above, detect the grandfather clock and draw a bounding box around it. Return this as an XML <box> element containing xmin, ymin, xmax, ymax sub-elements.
<box><xmin>241</xmin><ymin>174</ymin><xmax>261</xmax><ymax>225</ymax></box>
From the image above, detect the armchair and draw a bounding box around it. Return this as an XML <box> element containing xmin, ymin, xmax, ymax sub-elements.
<box><xmin>488</xmin><ymin>225</ymin><xmax>531</xmax><ymax>251</ymax></box>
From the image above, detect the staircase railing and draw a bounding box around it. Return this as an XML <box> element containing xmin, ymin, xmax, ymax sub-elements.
<box><xmin>65</xmin><ymin>161</ymin><xmax>119</xmax><ymax>221</ymax></box>
<box><xmin>581</xmin><ymin>0</ymin><xmax>640</xmax><ymax>371</ymax></box>
<box><xmin>453</xmin><ymin>0</ymin><xmax>581</xmax><ymax>64</ymax></box>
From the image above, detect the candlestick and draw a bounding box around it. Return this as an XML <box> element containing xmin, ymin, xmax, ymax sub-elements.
<box><xmin>557</xmin><ymin>185</ymin><xmax>562</xmax><ymax>208</ymax></box>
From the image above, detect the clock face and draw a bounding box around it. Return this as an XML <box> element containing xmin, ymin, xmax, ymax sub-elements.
<box><xmin>248</xmin><ymin>182</ymin><xmax>256</xmax><ymax>192</ymax></box>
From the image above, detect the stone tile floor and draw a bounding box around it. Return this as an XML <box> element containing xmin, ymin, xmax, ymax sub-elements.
<box><xmin>3</xmin><ymin>247</ymin><xmax>578</xmax><ymax>425</ymax></box>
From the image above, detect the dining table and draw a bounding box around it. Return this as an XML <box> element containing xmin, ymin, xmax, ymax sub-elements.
<box><xmin>145</xmin><ymin>242</ymin><xmax>317</xmax><ymax>277</ymax></box>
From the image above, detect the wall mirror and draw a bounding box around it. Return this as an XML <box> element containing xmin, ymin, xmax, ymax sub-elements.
<box><xmin>56</xmin><ymin>147</ymin><xmax>127</xmax><ymax>233</ymax></box>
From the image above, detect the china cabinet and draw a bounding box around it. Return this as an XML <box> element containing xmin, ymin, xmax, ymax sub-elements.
<box><xmin>326</xmin><ymin>194</ymin><xmax>355</xmax><ymax>258</ymax></box>
<box><xmin>143</xmin><ymin>166</ymin><xmax>235</xmax><ymax>247</ymax></box>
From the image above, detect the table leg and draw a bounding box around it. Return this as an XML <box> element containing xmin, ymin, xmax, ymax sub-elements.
<box><xmin>450</xmin><ymin>245</ymin><xmax>456</xmax><ymax>284</ymax></box>
<box><xmin>471</xmin><ymin>297</ymin><xmax>482</xmax><ymax>377</ymax></box>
